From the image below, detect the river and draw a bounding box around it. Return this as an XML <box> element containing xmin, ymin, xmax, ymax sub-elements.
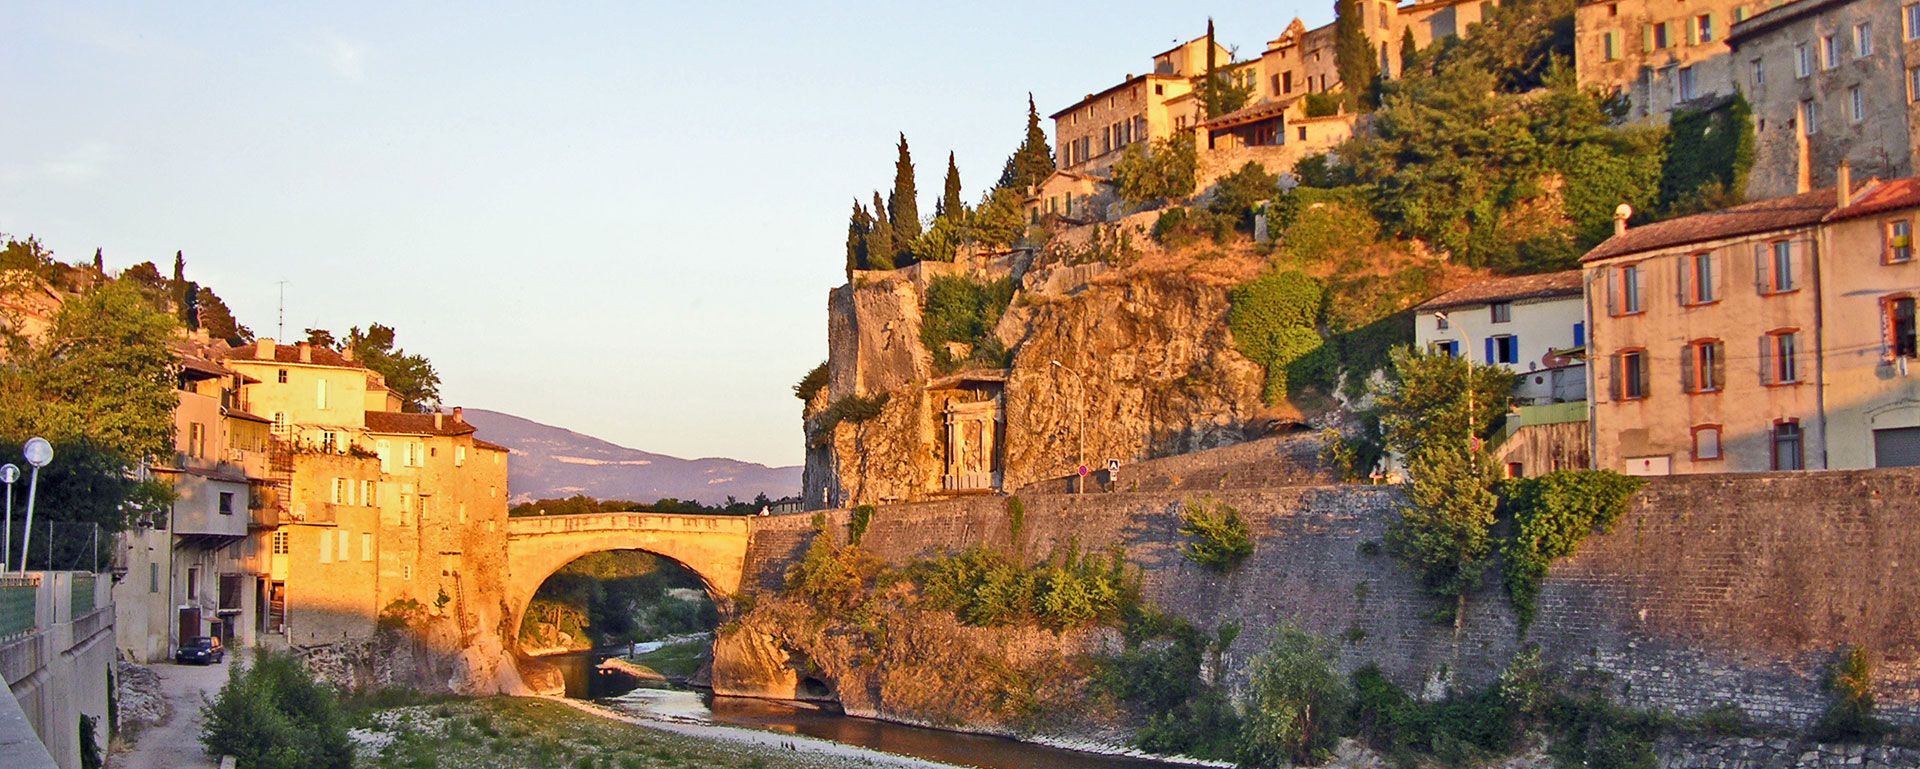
<box><xmin>543</xmin><ymin>649</ymin><xmax>1202</xmax><ymax>769</ymax></box>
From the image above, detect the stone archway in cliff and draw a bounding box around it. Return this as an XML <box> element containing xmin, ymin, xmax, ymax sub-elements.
<box><xmin>502</xmin><ymin>513</ymin><xmax>752</xmax><ymax>656</ymax></box>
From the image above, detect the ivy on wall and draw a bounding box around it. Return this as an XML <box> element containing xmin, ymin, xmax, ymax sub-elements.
<box><xmin>1499</xmin><ymin>470</ymin><xmax>1646</xmax><ymax>630</ymax></box>
<box><xmin>1658</xmin><ymin>94</ymin><xmax>1755</xmax><ymax>216</ymax></box>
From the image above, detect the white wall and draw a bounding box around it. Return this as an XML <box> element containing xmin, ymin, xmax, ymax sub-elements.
<box><xmin>1415</xmin><ymin>295</ymin><xmax>1587</xmax><ymax>374</ymax></box>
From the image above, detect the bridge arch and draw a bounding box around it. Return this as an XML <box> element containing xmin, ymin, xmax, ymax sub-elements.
<box><xmin>503</xmin><ymin>513</ymin><xmax>753</xmax><ymax>650</ymax></box>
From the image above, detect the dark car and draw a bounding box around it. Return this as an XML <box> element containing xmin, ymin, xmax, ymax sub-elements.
<box><xmin>175</xmin><ymin>636</ymin><xmax>224</xmax><ymax>664</ymax></box>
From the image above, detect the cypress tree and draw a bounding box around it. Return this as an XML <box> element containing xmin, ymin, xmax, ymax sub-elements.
<box><xmin>889</xmin><ymin>133</ymin><xmax>921</xmax><ymax>263</ymax></box>
<box><xmin>1333</xmin><ymin>0</ymin><xmax>1381</xmax><ymax>110</ymax></box>
<box><xmin>92</xmin><ymin>248</ymin><xmax>103</xmax><ymax>273</ymax></box>
<box><xmin>845</xmin><ymin>200</ymin><xmax>873</xmax><ymax>275</ymax></box>
<box><xmin>867</xmin><ymin>191</ymin><xmax>896</xmax><ymax>271</ymax></box>
<box><xmin>940</xmin><ymin>152</ymin><xmax>964</xmax><ymax>221</ymax></box>
<box><xmin>999</xmin><ymin>94</ymin><xmax>1056</xmax><ymax>191</ymax></box>
<box><xmin>1399</xmin><ymin>27</ymin><xmax>1418</xmax><ymax>76</ymax></box>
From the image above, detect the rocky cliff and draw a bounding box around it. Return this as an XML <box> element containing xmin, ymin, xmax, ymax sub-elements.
<box><xmin>802</xmin><ymin>250</ymin><xmax>1278</xmax><ymax>509</ymax></box>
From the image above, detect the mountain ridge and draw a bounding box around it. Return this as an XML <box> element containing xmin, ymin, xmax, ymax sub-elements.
<box><xmin>459</xmin><ymin>408</ymin><xmax>800</xmax><ymax>506</ymax></box>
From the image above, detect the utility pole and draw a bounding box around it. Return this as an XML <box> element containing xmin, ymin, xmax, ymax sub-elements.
<box><xmin>276</xmin><ymin>280</ymin><xmax>288</xmax><ymax>340</ymax></box>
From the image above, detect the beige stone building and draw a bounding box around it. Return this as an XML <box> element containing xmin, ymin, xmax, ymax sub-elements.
<box><xmin>1582</xmin><ymin>188</ymin><xmax>1835</xmax><ymax>474</ymax></box>
<box><xmin>1816</xmin><ymin>176</ymin><xmax>1920</xmax><ymax>466</ymax></box>
<box><xmin>1728</xmin><ymin>0</ymin><xmax>1919</xmax><ymax>199</ymax></box>
<box><xmin>1574</xmin><ymin>0</ymin><xmax>1777</xmax><ymax>121</ymax></box>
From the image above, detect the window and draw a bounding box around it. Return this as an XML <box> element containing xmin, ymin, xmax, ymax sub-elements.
<box><xmin>1795</xmin><ymin>43</ymin><xmax>1812</xmax><ymax>77</ymax></box>
<box><xmin>316</xmin><ymin>378</ymin><xmax>329</xmax><ymax>409</ymax></box>
<box><xmin>1758</xmin><ymin>240</ymin><xmax>1797</xmax><ymax>293</ymax></box>
<box><xmin>1682</xmin><ymin>252</ymin><xmax>1718</xmax><ymax>304</ymax></box>
<box><xmin>1604</xmin><ymin>31</ymin><xmax>1618</xmax><ymax>60</ymax></box>
<box><xmin>1653</xmin><ymin>22</ymin><xmax>1669</xmax><ymax>49</ymax></box>
<box><xmin>361</xmin><ymin>533</ymin><xmax>372</xmax><ymax>562</ymax></box>
<box><xmin>338</xmin><ymin>530</ymin><xmax>350</xmax><ymax>562</ymax></box>
<box><xmin>1801</xmin><ymin>100</ymin><xmax>1819</xmax><ymax>136</ymax></box>
<box><xmin>271</xmin><ymin>531</ymin><xmax>289</xmax><ymax>554</ymax></box>
<box><xmin>1693</xmin><ymin>425</ymin><xmax>1723</xmax><ymax>460</ymax></box>
<box><xmin>1679</xmin><ymin>66</ymin><xmax>1697</xmax><ymax>100</ymax></box>
<box><xmin>320</xmin><ymin>431</ymin><xmax>337</xmax><ymax>453</ymax></box>
<box><xmin>1297</xmin><ymin>126</ymin><xmax>1308</xmax><ymax>141</ymax></box>
<box><xmin>1751</xmin><ymin>58</ymin><xmax>1764</xmax><ymax>88</ymax></box>
<box><xmin>149</xmin><ymin>562</ymin><xmax>159</xmax><ymax>593</ymax></box>
<box><xmin>187</xmin><ymin>567</ymin><xmax>200</xmax><ymax>599</ymax></box>
<box><xmin>1697</xmin><ymin>14</ymin><xmax>1714</xmax><ymax>43</ymax></box>
<box><xmin>1910</xmin><ymin>5</ymin><xmax>1920</xmax><ymax>40</ymax></box>
<box><xmin>362</xmin><ymin>480</ymin><xmax>376</xmax><ymax>506</ymax></box>
<box><xmin>320</xmin><ymin>532</ymin><xmax>331</xmax><ymax>563</ymax></box>
<box><xmin>1490</xmin><ymin>302</ymin><xmax>1512</xmax><ymax>323</ymax></box>
<box><xmin>277</xmin><ymin>369</ymin><xmax>288</xmax><ymax>384</ymax></box>
<box><xmin>1505</xmin><ymin>462</ymin><xmax>1524</xmax><ymax>479</ymax></box>
<box><xmin>1154</xmin><ymin>83</ymin><xmax>1164</xmax><ymax>96</ymax></box>
<box><xmin>1435</xmin><ymin>313</ymin><xmax>1450</xmax><ymax>330</ymax></box>
<box><xmin>273</xmin><ymin>412</ymin><xmax>286</xmax><ymax>432</ymax></box>
<box><xmin>1610</xmin><ymin>263</ymin><xmax>1645</xmax><ymax>315</ymax></box>
<box><xmin>1490</xmin><ymin>335</ymin><xmax>1519</xmax><ymax>364</ymax></box>
<box><xmin>1574</xmin><ymin>322</ymin><xmax>1586</xmax><ymax>347</ymax></box>
<box><xmin>1889</xmin><ymin>297</ymin><xmax>1918</xmax><ymax>358</ymax></box>
<box><xmin>1282</xmin><ymin>71</ymin><xmax>1294</xmax><ymax>93</ymax></box>
<box><xmin>1856</xmin><ymin>22</ymin><xmax>1873</xmax><ymax>56</ymax></box>
<box><xmin>1434</xmin><ymin>340</ymin><xmax>1462</xmax><ymax>357</ymax></box>
<box><xmin>1379</xmin><ymin>2</ymin><xmax>1389</xmax><ymax>27</ymax></box>
<box><xmin>1850</xmin><ymin>86</ymin><xmax>1864</xmax><ymax>122</ymax></box>
<box><xmin>1888</xmin><ymin>220</ymin><xmax>1913</xmax><ymax>263</ymax></box>
<box><xmin>330</xmin><ymin>477</ymin><xmax>346</xmax><ymax>504</ymax></box>
<box><xmin>1762</xmin><ymin>330</ymin><xmax>1802</xmax><ymax>384</ymax></box>
<box><xmin>1772</xmin><ymin>420</ymin><xmax>1804</xmax><ymax>470</ymax></box>
<box><xmin>1608</xmin><ymin>2</ymin><xmax>1618</xmax><ymax>16</ymax></box>
<box><xmin>1682</xmin><ymin>340</ymin><xmax>1726</xmax><ymax>392</ymax></box>
<box><xmin>1911</xmin><ymin>68</ymin><xmax>1920</xmax><ymax>103</ymax></box>
<box><xmin>455</xmin><ymin>446</ymin><xmax>467</xmax><ymax>467</ymax></box>
<box><xmin>218</xmin><ymin>492</ymin><xmax>234</xmax><ymax>515</ymax></box>
<box><xmin>1614</xmin><ymin>349</ymin><xmax>1650</xmax><ymax>400</ymax></box>
<box><xmin>1735</xmin><ymin>6</ymin><xmax>1748</xmax><ymax>22</ymax></box>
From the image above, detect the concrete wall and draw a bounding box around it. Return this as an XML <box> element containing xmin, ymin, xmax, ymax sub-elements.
<box><xmin>1</xmin><ymin>573</ymin><xmax>113</xmax><ymax>769</ymax></box>
<box><xmin>739</xmin><ymin>468</ymin><xmax>1920</xmax><ymax>730</ymax></box>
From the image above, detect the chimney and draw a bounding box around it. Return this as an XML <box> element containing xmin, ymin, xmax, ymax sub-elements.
<box><xmin>1837</xmin><ymin>161</ymin><xmax>1852</xmax><ymax>209</ymax></box>
<box><xmin>342</xmin><ymin>346</ymin><xmax>355</xmax><ymax>362</ymax></box>
<box><xmin>256</xmin><ymin>338</ymin><xmax>274</xmax><ymax>359</ymax></box>
<box><xmin>452</xmin><ymin>406</ymin><xmax>463</xmax><ymax>423</ymax></box>
<box><xmin>1613</xmin><ymin>203</ymin><xmax>1634</xmax><ymax>237</ymax></box>
<box><xmin>434</xmin><ymin>411</ymin><xmax>444</xmax><ymax>430</ymax></box>
<box><xmin>297</xmin><ymin>342</ymin><xmax>312</xmax><ymax>363</ymax></box>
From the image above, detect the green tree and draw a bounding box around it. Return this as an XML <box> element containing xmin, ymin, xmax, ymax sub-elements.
<box><xmin>963</xmin><ymin>187</ymin><xmax>1027</xmax><ymax>247</ymax></box>
<box><xmin>1399</xmin><ymin>27</ymin><xmax>1419</xmax><ymax>75</ymax></box>
<box><xmin>201</xmin><ymin>651</ymin><xmax>352</xmax><ymax>769</ymax></box>
<box><xmin>2</xmin><ymin>279</ymin><xmax>181</xmax><ymax>460</ymax></box>
<box><xmin>998</xmin><ymin>93</ymin><xmax>1055</xmax><ymax>191</ymax></box>
<box><xmin>345</xmin><ymin>324</ymin><xmax>441</xmax><ymax>412</ymax></box>
<box><xmin>1333</xmin><ymin>0</ymin><xmax>1381</xmax><ymax>110</ymax></box>
<box><xmin>1239</xmin><ymin>624</ymin><xmax>1347</xmax><ymax>767</ymax></box>
<box><xmin>889</xmin><ymin>133</ymin><xmax>922</xmax><ymax>262</ymax></box>
<box><xmin>196</xmin><ymin>287</ymin><xmax>252</xmax><ymax>346</ymax></box>
<box><xmin>1207</xmin><ymin>162</ymin><xmax>1280</xmax><ymax>229</ymax></box>
<box><xmin>845</xmin><ymin>199</ymin><xmax>873</xmax><ymax>275</ymax></box>
<box><xmin>939</xmin><ymin>151</ymin><xmax>964</xmax><ymax>221</ymax></box>
<box><xmin>1370</xmin><ymin>346</ymin><xmax>1515</xmax><ymax>460</ymax></box>
<box><xmin>1112</xmin><ymin>134</ymin><xmax>1199</xmax><ymax>205</ymax></box>
<box><xmin>867</xmin><ymin>192</ymin><xmax>896</xmax><ymax>271</ymax></box>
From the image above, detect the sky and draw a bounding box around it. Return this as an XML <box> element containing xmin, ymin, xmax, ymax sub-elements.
<box><xmin>1</xmin><ymin>1</ymin><xmax>1333</xmax><ymax>469</ymax></box>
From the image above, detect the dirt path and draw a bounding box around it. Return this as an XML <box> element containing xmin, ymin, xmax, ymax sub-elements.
<box><xmin>110</xmin><ymin>661</ymin><xmax>229</xmax><ymax>769</ymax></box>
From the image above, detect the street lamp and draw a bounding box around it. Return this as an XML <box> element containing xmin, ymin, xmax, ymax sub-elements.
<box><xmin>19</xmin><ymin>438</ymin><xmax>51</xmax><ymax>575</ymax></box>
<box><xmin>0</xmin><ymin>464</ymin><xmax>16</xmax><ymax>572</ymax></box>
<box><xmin>1050</xmin><ymin>361</ymin><xmax>1087</xmax><ymax>493</ymax></box>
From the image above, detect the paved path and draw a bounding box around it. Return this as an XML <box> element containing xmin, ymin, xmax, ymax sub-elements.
<box><xmin>111</xmin><ymin>661</ymin><xmax>229</xmax><ymax>769</ymax></box>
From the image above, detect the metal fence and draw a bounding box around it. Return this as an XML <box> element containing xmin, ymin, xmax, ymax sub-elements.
<box><xmin>0</xmin><ymin>575</ymin><xmax>38</xmax><ymax>641</ymax></box>
<box><xmin>69</xmin><ymin>573</ymin><xmax>94</xmax><ymax>617</ymax></box>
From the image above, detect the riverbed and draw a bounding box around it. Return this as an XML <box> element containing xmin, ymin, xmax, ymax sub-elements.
<box><xmin>543</xmin><ymin>648</ymin><xmax>1207</xmax><ymax>769</ymax></box>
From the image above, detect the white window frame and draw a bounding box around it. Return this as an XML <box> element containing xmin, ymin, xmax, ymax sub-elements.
<box><xmin>1856</xmin><ymin>22</ymin><xmax>1874</xmax><ymax>57</ymax></box>
<box><xmin>1802</xmin><ymin>100</ymin><xmax>1819</xmax><ymax>136</ymax></box>
<box><xmin>1795</xmin><ymin>43</ymin><xmax>1812</xmax><ymax>78</ymax></box>
<box><xmin>1822</xmin><ymin>35</ymin><xmax>1838</xmax><ymax>69</ymax></box>
<box><xmin>1850</xmin><ymin>86</ymin><xmax>1864</xmax><ymax>122</ymax></box>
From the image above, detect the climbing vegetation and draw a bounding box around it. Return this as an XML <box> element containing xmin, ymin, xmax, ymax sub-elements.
<box><xmin>1229</xmin><ymin>269</ymin><xmax>1325</xmax><ymax>404</ymax></box>
<box><xmin>1499</xmin><ymin>470</ymin><xmax>1645</xmax><ymax>630</ymax></box>
<box><xmin>919</xmin><ymin>275</ymin><xmax>1016</xmax><ymax>373</ymax></box>
<box><xmin>1177</xmin><ymin>495</ymin><xmax>1254</xmax><ymax>572</ymax></box>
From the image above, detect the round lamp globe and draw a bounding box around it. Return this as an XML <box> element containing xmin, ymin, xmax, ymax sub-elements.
<box><xmin>23</xmin><ymin>438</ymin><xmax>52</xmax><ymax>468</ymax></box>
<box><xmin>0</xmin><ymin>464</ymin><xmax>16</xmax><ymax>485</ymax></box>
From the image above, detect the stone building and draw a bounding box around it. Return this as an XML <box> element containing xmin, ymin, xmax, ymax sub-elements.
<box><xmin>1574</xmin><ymin>0</ymin><xmax>1767</xmax><ymax>121</ymax></box>
<box><xmin>1728</xmin><ymin>0</ymin><xmax>1918</xmax><ymax>199</ymax></box>
<box><xmin>1413</xmin><ymin>272</ymin><xmax>1593</xmax><ymax>476</ymax></box>
<box><xmin>1581</xmin><ymin>188</ymin><xmax>1835</xmax><ymax>474</ymax></box>
<box><xmin>1815</xmin><ymin>175</ymin><xmax>1920</xmax><ymax>466</ymax></box>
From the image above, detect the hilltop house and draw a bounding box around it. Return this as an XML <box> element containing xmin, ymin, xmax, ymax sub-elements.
<box><xmin>1573</xmin><ymin>0</ymin><xmax>1771</xmax><ymax>121</ymax></box>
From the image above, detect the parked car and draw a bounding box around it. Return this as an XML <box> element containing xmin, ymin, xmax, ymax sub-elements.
<box><xmin>175</xmin><ymin>636</ymin><xmax>224</xmax><ymax>664</ymax></box>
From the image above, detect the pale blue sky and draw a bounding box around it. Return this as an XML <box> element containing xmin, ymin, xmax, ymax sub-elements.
<box><xmin>1</xmin><ymin>1</ymin><xmax>1331</xmax><ymax>468</ymax></box>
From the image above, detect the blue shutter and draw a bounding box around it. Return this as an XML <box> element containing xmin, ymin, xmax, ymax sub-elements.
<box><xmin>1485</xmin><ymin>337</ymin><xmax>1496</xmax><ymax>363</ymax></box>
<box><xmin>1509</xmin><ymin>335</ymin><xmax>1519</xmax><ymax>364</ymax></box>
<box><xmin>1574</xmin><ymin>322</ymin><xmax>1586</xmax><ymax>347</ymax></box>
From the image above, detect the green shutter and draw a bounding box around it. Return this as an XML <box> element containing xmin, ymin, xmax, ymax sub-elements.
<box><xmin>1708</xmin><ymin>13</ymin><xmax>1720</xmax><ymax>41</ymax></box>
<box><xmin>1686</xmin><ymin>18</ymin><xmax>1698</xmax><ymax>45</ymax></box>
<box><xmin>1644</xmin><ymin>24</ymin><xmax>1655</xmax><ymax>52</ymax></box>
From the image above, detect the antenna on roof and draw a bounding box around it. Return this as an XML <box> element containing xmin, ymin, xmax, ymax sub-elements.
<box><xmin>276</xmin><ymin>280</ymin><xmax>288</xmax><ymax>340</ymax></box>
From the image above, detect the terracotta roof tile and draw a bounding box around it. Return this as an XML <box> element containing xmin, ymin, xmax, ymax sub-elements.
<box><xmin>1830</xmin><ymin>177</ymin><xmax>1920</xmax><ymax>222</ymax></box>
<box><xmin>1413</xmin><ymin>270</ymin><xmax>1584</xmax><ymax>311</ymax></box>
<box><xmin>472</xmin><ymin>439</ymin><xmax>510</xmax><ymax>452</ymax></box>
<box><xmin>220</xmin><ymin>343</ymin><xmax>364</xmax><ymax>369</ymax></box>
<box><xmin>363</xmin><ymin>411</ymin><xmax>477</xmax><ymax>436</ymax></box>
<box><xmin>1581</xmin><ymin>188</ymin><xmax>1836</xmax><ymax>263</ymax></box>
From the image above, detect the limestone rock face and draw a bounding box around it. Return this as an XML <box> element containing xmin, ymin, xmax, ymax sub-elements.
<box><xmin>804</xmin><ymin>261</ymin><xmax>1269</xmax><ymax>508</ymax></box>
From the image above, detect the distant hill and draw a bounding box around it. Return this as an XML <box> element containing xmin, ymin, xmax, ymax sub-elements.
<box><xmin>458</xmin><ymin>408</ymin><xmax>800</xmax><ymax>507</ymax></box>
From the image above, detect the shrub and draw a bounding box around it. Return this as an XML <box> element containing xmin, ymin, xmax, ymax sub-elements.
<box><xmin>1177</xmin><ymin>495</ymin><xmax>1254</xmax><ymax>572</ymax></box>
<box><xmin>79</xmin><ymin>714</ymin><xmax>102</xmax><ymax>769</ymax></box>
<box><xmin>1207</xmin><ymin>162</ymin><xmax>1280</xmax><ymax>230</ymax></box>
<box><xmin>793</xmin><ymin>362</ymin><xmax>828</xmax><ymax>403</ymax></box>
<box><xmin>1815</xmin><ymin>646</ymin><xmax>1889</xmax><ymax>742</ymax></box>
<box><xmin>1099</xmin><ymin>615</ymin><xmax>1241</xmax><ymax>760</ymax></box>
<box><xmin>783</xmin><ymin>522</ymin><xmax>879</xmax><ymax>616</ymax></box>
<box><xmin>916</xmin><ymin>544</ymin><xmax>1136</xmax><ymax>631</ymax></box>
<box><xmin>848</xmin><ymin>504</ymin><xmax>875</xmax><ymax>546</ymax></box>
<box><xmin>1113</xmin><ymin>133</ymin><xmax>1199</xmax><ymax>205</ymax></box>
<box><xmin>1151</xmin><ymin>206</ymin><xmax>1235</xmax><ymax>248</ymax></box>
<box><xmin>1005</xmin><ymin>496</ymin><xmax>1025</xmax><ymax>545</ymax></box>
<box><xmin>919</xmin><ymin>276</ymin><xmax>1016</xmax><ymax>373</ymax></box>
<box><xmin>1500</xmin><ymin>470</ymin><xmax>1646</xmax><ymax>630</ymax></box>
<box><xmin>201</xmin><ymin>650</ymin><xmax>352</xmax><ymax>769</ymax></box>
<box><xmin>1303</xmin><ymin>92</ymin><xmax>1341</xmax><ymax>117</ymax></box>
<box><xmin>1239</xmin><ymin>624</ymin><xmax>1347</xmax><ymax>767</ymax></box>
<box><xmin>1270</xmin><ymin>187</ymin><xmax>1378</xmax><ymax>262</ymax></box>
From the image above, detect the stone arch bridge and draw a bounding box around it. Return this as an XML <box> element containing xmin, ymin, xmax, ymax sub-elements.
<box><xmin>503</xmin><ymin>512</ymin><xmax>756</xmax><ymax>644</ymax></box>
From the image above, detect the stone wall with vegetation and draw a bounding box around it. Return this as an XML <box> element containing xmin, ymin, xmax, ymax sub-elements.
<box><xmin>732</xmin><ymin>468</ymin><xmax>1920</xmax><ymax>737</ymax></box>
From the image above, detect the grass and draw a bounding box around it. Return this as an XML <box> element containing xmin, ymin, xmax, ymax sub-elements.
<box><xmin>354</xmin><ymin>696</ymin><xmax>879</xmax><ymax>769</ymax></box>
<box><xmin>622</xmin><ymin>640</ymin><xmax>711</xmax><ymax>680</ymax></box>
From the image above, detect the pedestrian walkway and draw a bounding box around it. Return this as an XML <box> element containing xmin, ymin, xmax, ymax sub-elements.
<box><xmin>109</xmin><ymin>661</ymin><xmax>229</xmax><ymax>769</ymax></box>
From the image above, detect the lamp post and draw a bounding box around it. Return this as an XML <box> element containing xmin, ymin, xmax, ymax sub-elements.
<box><xmin>1050</xmin><ymin>361</ymin><xmax>1087</xmax><ymax>493</ymax></box>
<box><xmin>0</xmin><ymin>464</ymin><xmax>16</xmax><ymax>572</ymax></box>
<box><xmin>19</xmin><ymin>438</ymin><xmax>51</xmax><ymax>575</ymax></box>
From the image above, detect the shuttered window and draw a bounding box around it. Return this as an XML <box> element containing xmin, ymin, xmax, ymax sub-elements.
<box><xmin>1681</xmin><ymin>340</ymin><xmax>1726</xmax><ymax>392</ymax></box>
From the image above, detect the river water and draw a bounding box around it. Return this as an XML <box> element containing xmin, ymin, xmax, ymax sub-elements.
<box><xmin>545</xmin><ymin>650</ymin><xmax>1199</xmax><ymax>769</ymax></box>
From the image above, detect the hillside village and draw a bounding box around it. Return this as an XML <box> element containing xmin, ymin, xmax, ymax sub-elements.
<box><xmin>809</xmin><ymin>0</ymin><xmax>1920</xmax><ymax>505</ymax></box>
